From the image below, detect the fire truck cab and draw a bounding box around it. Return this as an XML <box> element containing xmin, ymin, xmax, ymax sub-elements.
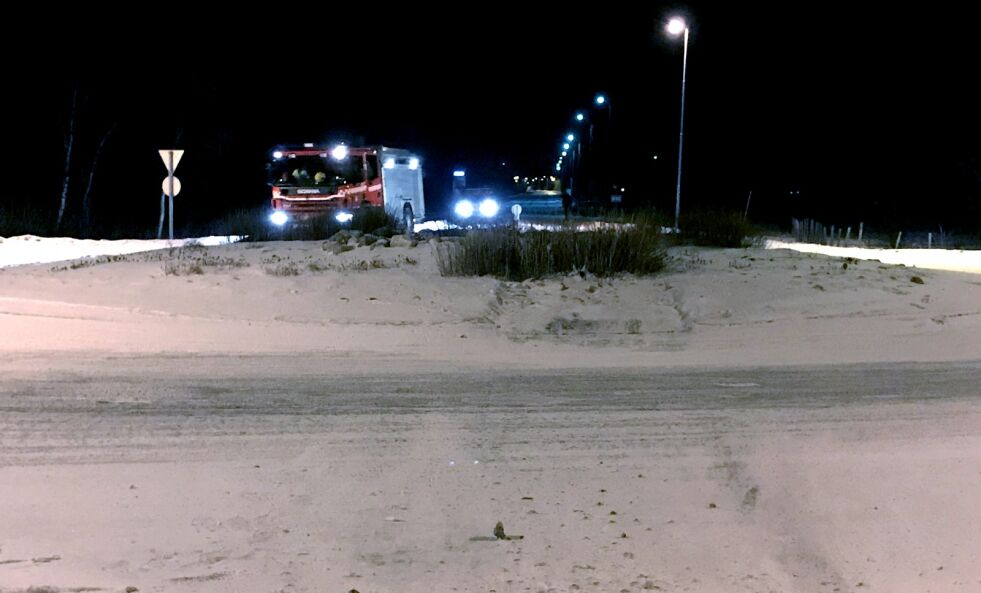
<box><xmin>268</xmin><ymin>144</ymin><xmax>425</xmax><ymax>230</ymax></box>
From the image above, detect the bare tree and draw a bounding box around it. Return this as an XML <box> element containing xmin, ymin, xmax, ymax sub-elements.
<box><xmin>965</xmin><ymin>157</ymin><xmax>981</xmax><ymax>185</ymax></box>
<box><xmin>56</xmin><ymin>89</ymin><xmax>78</xmax><ymax>231</ymax></box>
<box><xmin>157</xmin><ymin>192</ymin><xmax>167</xmax><ymax>240</ymax></box>
<box><xmin>81</xmin><ymin>123</ymin><xmax>115</xmax><ymax>231</ymax></box>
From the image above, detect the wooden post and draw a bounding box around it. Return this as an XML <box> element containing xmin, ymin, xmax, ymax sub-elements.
<box><xmin>895</xmin><ymin>231</ymin><xmax>902</xmax><ymax>249</ymax></box>
<box><xmin>858</xmin><ymin>222</ymin><xmax>864</xmax><ymax>242</ymax></box>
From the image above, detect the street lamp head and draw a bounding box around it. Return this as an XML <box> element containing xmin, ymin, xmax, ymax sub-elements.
<box><xmin>667</xmin><ymin>17</ymin><xmax>687</xmax><ymax>36</ymax></box>
<box><xmin>595</xmin><ymin>94</ymin><xmax>606</xmax><ymax>105</ymax></box>
<box><xmin>575</xmin><ymin>112</ymin><xmax>585</xmax><ymax>122</ymax></box>
<box><xmin>562</xmin><ymin>142</ymin><xmax>570</xmax><ymax>150</ymax></box>
<box><xmin>566</xmin><ymin>133</ymin><xmax>575</xmax><ymax>142</ymax></box>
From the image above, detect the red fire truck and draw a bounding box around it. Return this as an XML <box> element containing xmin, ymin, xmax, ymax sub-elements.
<box><xmin>268</xmin><ymin>144</ymin><xmax>425</xmax><ymax>231</ymax></box>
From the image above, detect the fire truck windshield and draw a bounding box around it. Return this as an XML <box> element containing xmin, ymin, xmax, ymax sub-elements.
<box><xmin>268</xmin><ymin>155</ymin><xmax>361</xmax><ymax>189</ymax></box>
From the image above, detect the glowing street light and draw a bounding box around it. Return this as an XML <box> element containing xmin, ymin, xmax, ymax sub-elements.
<box><xmin>575</xmin><ymin>112</ymin><xmax>585</xmax><ymax>122</ymax></box>
<box><xmin>666</xmin><ymin>17</ymin><xmax>686</xmax><ymax>35</ymax></box>
<box><xmin>594</xmin><ymin>94</ymin><xmax>606</xmax><ymax>105</ymax></box>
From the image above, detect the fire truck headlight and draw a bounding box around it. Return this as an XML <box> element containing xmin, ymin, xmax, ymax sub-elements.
<box><xmin>335</xmin><ymin>211</ymin><xmax>354</xmax><ymax>223</ymax></box>
<box><xmin>331</xmin><ymin>144</ymin><xmax>349</xmax><ymax>160</ymax></box>
<box><xmin>272</xmin><ymin>150</ymin><xmax>284</xmax><ymax>160</ymax></box>
<box><xmin>269</xmin><ymin>211</ymin><xmax>289</xmax><ymax>226</ymax></box>
<box><xmin>478</xmin><ymin>198</ymin><xmax>500</xmax><ymax>218</ymax></box>
<box><xmin>383</xmin><ymin>157</ymin><xmax>396</xmax><ymax>169</ymax></box>
<box><xmin>408</xmin><ymin>157</ymin><xmax>420</xmax><ymax>170</ymax></box>
<box><xmin>454</xmin><ymin>200</ymin><xmax>475</xmax><ymax>218</ymax></box>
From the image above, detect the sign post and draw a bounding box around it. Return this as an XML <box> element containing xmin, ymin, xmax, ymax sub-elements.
<box><xmin>158</xmin><ymin>150</ymin><xmax>185</xmax><ymax>241</ymax></box>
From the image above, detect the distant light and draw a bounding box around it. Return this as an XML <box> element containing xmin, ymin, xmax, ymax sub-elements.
<box><xmin>561</xmin><ymin>151</ymin><xmax>567</xmax><ymax>157</ymax></box>
<box><xmin>454</xmin><ymin>200</ymin><xmax>475</xmax><ymax>218</ymax></box>
<box><xmin>414</xmin><ymin>219</ymin><xmax>453</xmax><ymax>233</ymax></box>
<box><xmin>500</xmin><ymin>161</ymin><xmax>506</xmax><ymax>166</ymax></box>
<box><xmin>513</xmin><ymin>175</ymin><xmax>520</xmax><ymax>182</ymax></box>
<box><xmin>621</xmin><ymin>187</ymin><xmax>626</xmax><ymax>192</ymax></box>
<box><xmin>555</xmin><ymin>164</ymin><xmax>561</xmax><ymax>171</ymax></box>
<box><xmin>595</xmin><ymin>94</ymin><xmax>606</xmax><ymax>105</ymax></box>
<box><xmin>562</xmin><ymin>142</ymin><xmax>570</xmax><ymax>150</ymax></box>
<box><xmin>272</xmin><ymin>151</ymin><xmax>284</xmax><ymax>160</ymax></box>
<box><xmin>575</xmin><ymin>112</ymin><xmax>585</xmax><ymax>121</ymax></box>
<box><xmin>303</xmin><ymin>142</ymin><xmax>314</xmax><ymax>148</ymax></box>
<box><xmin>667</xmin><ymin>17</ymin><xmax>686</xmax><ymax>36</ymax></box>
<box><xmin>653</xmin><ymin>154</ymin><xmax>658</xmax><ymax>160</ymax></box>
<box><xmin>331</xmin><ymin>144</ymin><xmax>348</xmax><ymax>160</ymax></box>
<box><xmin>335</xmin><ymin>211</ymin><xmax>354</xmax><ymax>223</ymax></box>
<box><xmin>549</xmin><ymin>176</ymin><xmax>556</xmax><ymax>182</ymax></box>
<box><xmin>269</xmin><ymin>211</ymin><xmax>288</xmax><ymax>226</ymax></box>
<box><xmin>453</xmin><ymin>170</ymin><xmax>466</xmax><ymax>177</ymax></box>
<box><xmin>408</xmin><ymin>157</ymin><xmax>420</xmax><ymax>170</ymax></box>
<box><xmin>383</xmin><ymin>157</ymin><xmax>396</xmax><ymax>169</ymax></box>
<box><xmin>566</xmin><ymin>134</ymin><xmax>575</xmax><ymax>142</ymax></box>
<box><xmin>478</xmin><ymin>198</ymin><xmax>499</xmax><ymax>218</ymax></box>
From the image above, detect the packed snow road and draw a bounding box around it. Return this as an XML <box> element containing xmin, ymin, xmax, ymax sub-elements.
<box><xmin>1</xmin><ymin>356</ymin><xmax>979</xmax><ymax>593</ymax></box>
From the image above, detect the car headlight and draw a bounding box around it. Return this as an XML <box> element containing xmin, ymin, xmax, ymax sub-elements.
<box><xmin>269</xmin><ymin>211</ymin><xmax>289</xmax><ymax>226</ymax></box>
<box><xmin>478</xmin><ymin>198</ymin><xmax>499</xmax><ymax>218</ymax></box>
<box><xmin>454</xmin><ymin>200</ymin><xmax>475</xmax><ymax>218</ymax></box>
<box><xmin>335</xmin><ymin>211</ymin><xmax>354</xmax><ymax>223</ymax></box>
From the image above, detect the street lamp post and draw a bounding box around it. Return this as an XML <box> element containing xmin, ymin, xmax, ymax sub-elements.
<box><xmin>564</xmin><ymin>133</ymin><xmax>578</xmax><ymax>198</ymax></box>
<box><xmin>593</xmin><ymin>94</ymin><xmax>613</xmax><ymax>204</ymax></box>
<box><xmin>667</xmin><ymin>17</ymin><xmax>689</xmax><ymax>231</ymax></box>
<box><xmin>595</xmin><ymin>93</ymin><xmax>611</xmax><ymax>123</ymax></box>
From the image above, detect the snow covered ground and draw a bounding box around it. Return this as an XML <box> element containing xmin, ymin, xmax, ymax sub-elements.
<box><xmin>3</xmin><ymin>234</ymin><xmax>976</xmax><ymax>274</ymax></box>
<box><xmin>1</xmin><ymin>234</ymin><xmax>979</xmax><ymax>592</ymax></box>
<box><xmin>0</xmin><ymin>235</ymin><xmax>241</xmax><ymax>268</ymax></box>
<box><xmin>765</xmin><ymin>238</ymin><xmax>981</xmax><ymax>274</ymax></box>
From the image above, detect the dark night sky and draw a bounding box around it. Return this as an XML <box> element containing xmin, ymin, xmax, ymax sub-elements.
<box><xmin>4</xmin><ymin>3</ymin><xmax>979</xmax><ymax>236</ymax></box>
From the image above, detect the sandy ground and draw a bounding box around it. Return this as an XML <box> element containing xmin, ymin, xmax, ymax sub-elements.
<box><xmin>1</xmin><ymin>236</ymin><xmax>979</xmax><ymax>592</ymax></box>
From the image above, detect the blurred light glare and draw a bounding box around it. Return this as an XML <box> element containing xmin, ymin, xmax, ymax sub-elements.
<box><xmin>667</xmin><ymin>17</ymin><xmax>686</xmax><ymax>35</ymax></box>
